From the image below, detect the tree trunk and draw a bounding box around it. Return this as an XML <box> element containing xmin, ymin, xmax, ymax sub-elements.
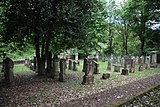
<box><xmin>141</xmin><ymin>39</ymin><xmax>145</xmax><ymax>55</ymax></box>
<box><xmin>37</xmin><ymin>58</ymin><xmax>45</xmax><ymax>75</ymax></box>
<box><xmin>109</xmin><ymin>28</ymin><xmax>113</xmax><ymax>54</ymax></box>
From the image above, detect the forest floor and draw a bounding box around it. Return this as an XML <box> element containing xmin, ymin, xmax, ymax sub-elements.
<box><xmin>0</xmin><ymin>63</ymin><xmax>160</xmax><ymax>107</ymax></box>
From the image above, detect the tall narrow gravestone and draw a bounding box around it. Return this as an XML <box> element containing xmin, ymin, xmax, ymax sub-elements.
<box><xmin>129</xmin><ymin>57</ymin><xmax>135</xmax><ymax>73</ymax></box>
<box><xmin>145</xmin><ymin>56</ymin><xmax>150</xmax><ymax>69</ymax></box>
<box><xmin>82</xmin><ymin>59</ymin><xmax>94</xmax><ymax>84</ymax></box>
<box><xmin>3</xmin><ymin>57</ymin><xmax>15</xmax><ymax>86</ymax></box>
<box><xmin>93</xmin><ymin>58</ymin><xmax>99</xmax><ymax>74</ymax></box>
<box><xmin>138</xmin><ymin>56</ymin><xmax>144</xmax><ymax>71</ymax></box>
<box><xmin>150</xmin><ymin>51</ymin><xmax>157</xmax><ymax>68</ymax></box>
<box><xmin>121</xmin><ymin>58</ymin><xmax>129</xmax><ymax>75</ymax></box>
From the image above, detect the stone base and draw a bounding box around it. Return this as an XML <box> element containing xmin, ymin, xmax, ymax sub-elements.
<box><xmin>102</xmin><ymin>73</ymin><xmax>110</xmax><ymax>79</ymax></box>
<box><xmin>82</xmin><ymin>75</ymin><xmax>94</xmax><ymax>85</ymax></box>
<box><xmin>121</xmin><ymin>69</ymin><xmax>128</xmax><ymax>75</ymax></box>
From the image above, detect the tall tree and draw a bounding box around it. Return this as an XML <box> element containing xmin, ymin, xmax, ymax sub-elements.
<box><xmin>1</xmin><ymin>0</ymin><xmax>101</xmax><ymax>75</ymax></box>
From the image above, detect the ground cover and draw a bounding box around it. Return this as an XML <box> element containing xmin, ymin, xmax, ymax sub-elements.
<box><xmin>0</xmin><ymin>61</ymin><xmax>160</xmax><ymax>107</ymax></box>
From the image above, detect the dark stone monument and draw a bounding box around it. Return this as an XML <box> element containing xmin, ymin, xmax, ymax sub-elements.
<box><xmin>82</xmin><ymin>59</ymin><xmax>94</xmax><ymax>85</ymax></box>
<box><xmin>129</xmin><ymin>57</ymin><xmax>136</xmax><ymax>73</ymax></box>
<box><xmin>93</xmin><ymin>60</ymin><xmax>99</xmax><ymax>74</ymax></box>
<box><xmin>102</xmin><ymin>73</ymin><xmax>110</xmax><ymax>79</ymax></box>
<box><xmin>59</xmin><ymin>59</ymin><xmax>65</xmax><ymax>82</ymax></box>
<box><xmin>138</xmin><ymin>56</ymin><xmax>144</xmax><ymax>71</ymax></box>
<box><xmin>3</xmin><ymin>57</ymin><xmax>15</xmax><ymax>86</ymax></box>
<box><xmin>121</xmin><ymin>58</ymin><xmax>129</xmax><ymax>75</ymax></box>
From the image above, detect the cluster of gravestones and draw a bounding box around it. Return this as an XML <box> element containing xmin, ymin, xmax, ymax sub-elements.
<box><xmin>81</xmin><ymin>51</ymin><xmax>158</xmax><ymax>85</ymax></box>
<box><xmin>25</xmin><ymin>57</ymin><xmax>36</xmax><ymax>71</ymax></box>
<box><xmin>107</xmin><ymin>51</ymin><xmax>157</xmax><ymax>76</ymax></box>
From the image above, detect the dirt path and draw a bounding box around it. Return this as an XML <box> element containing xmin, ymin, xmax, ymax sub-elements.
<box><xmin>59</xmin><ymin>74</ymin><xmax>160</xmax><ymax>107</ymax></box>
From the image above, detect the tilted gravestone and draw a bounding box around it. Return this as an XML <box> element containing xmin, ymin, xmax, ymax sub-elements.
<box><xmin>59</xmin><ymin>59</ymin><xmax>65</xmax><ymax>82</ymax></box>
<box><xmin>3</xmin><ymin>57</ymin><xmax>15</xmax><ymax>86</ymax></box>
<box><xmin>82</xmin><ymin>59</ymin><xmax>94</xmax><ymax>84</ymax></box>
<box><xmin>145</xmin><ymin>56</ymin><xmax>150</xmax><ymax>69</ymax></box>
<box><xmin>129</xmin><ymin>57</ymin><xmax>136</xmax><ymax>73</ymax></box>
<box><xmin>138</xmin><ymin>56</ymin><xmax>144</xmax><ymax>71</ymax></box>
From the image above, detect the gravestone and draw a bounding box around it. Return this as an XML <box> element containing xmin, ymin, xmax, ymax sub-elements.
<box><xmin>51</xmin><ymin>56</ymin><xmax>60</xmax><ymax>80</ymax></box>
<box><xmin>150</xmin><ymin>51</ymin><xmax>157</xmax><ymax>68</ymax></box>
<box><xmin>138</xmin><ymin>56</ymin><xmax>144</xmax><ymax>71</ymax></box>
<box><xmin>114</xmin><ymin>65</ymin><xmax>121</xmax><ymax>72</ymax></box>
<box><xmin>68</xmin><ymin>59</ymin><xmax>73</xmax><ymax>70</ymax></box>
<box><xmin>129</xmin><ymin>57</ymin><xmax>136</xmax><ymax>73</ymax></box>
<box><xmin>145</xmin><ymin>56</ymin><xmax>150</xmax><ymax>69</ymax></box>
<box><xmin>102</xmin><ymin>73</ymin><xmax>110</xmax><ymax>79</ymax></box>
<box><xmin>82</xmin><ymin>59</ymin><xmax>94</xmax><ymax>84</ymax></box>
<box><xmin>73</xmin><ymin>60</ymin><xmax>78</xmax><ymax>71</ymax></box>
<box><xmin>59</xmin><ymin>59</ymin><xmax>65</xmax><ymax>82</ymax></box>
<box><xmin>93</xmin><ymin>60</ymin><xmax>99</xmax><ymax>74</ymax></box>
<box><xmin>121</xmin><ymin>58</ymin><xmax>129</xmax><ymax>75</ymax></box>
<box><xmin>3</xmin><ymin>57</ymin><xmax>15</xmax><ymax>86</ymax></box>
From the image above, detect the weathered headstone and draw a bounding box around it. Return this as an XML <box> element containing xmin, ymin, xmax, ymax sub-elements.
<box><xmin>129</xmin><ymin>57</ymin><xmax>136</xmax><ymax>73</ymax></box>
<box><xmin>150</xmin><ymin>51</ymin><xmax>157</xmax><ymax>68</ymax></box>
<box><xmin>59</xmin><ymin>59</ymin><xmax>65</xmax><ymax>82</ymax></box>
<box><xmin>138</xmin><ymin>56</ymin><xmax>144</xmax><ymax>71</ymax></box>
<box><xmin>145</xmin><ymin>56</ymin><xmax>150</xmax><ymax>69</ymax></box>
<box><xmin>102</xmin><ymin>73</ymin><xmax>110</xmax><ymax>79</ymax></box>
<box><xmin>82</xmin><ymin>59</ymin><xmax>94</xmax><ymax>84</ymax></box>
<box><xmin>121</xmin><ymin>57</ymin><xmax>129</xmax><ymax>75</ymax></box>
<box><xmin>50</xmin><ymin>55</ymin><xmax>60</xmax><ymax>79</ymax></box>
<box><xmin>114</xmin><ymin>65</ymin><xmax>121</xmax><ymax>72</ymax></box>
<box><xmin>93</xmin><ymin>60</ymin><xmax>99</xmax><ymax>74</ymax></box>
<box><xmin>3</xmin><ymin>57</ymin><xmax>15</xmax><ymax>86</ymax></box>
